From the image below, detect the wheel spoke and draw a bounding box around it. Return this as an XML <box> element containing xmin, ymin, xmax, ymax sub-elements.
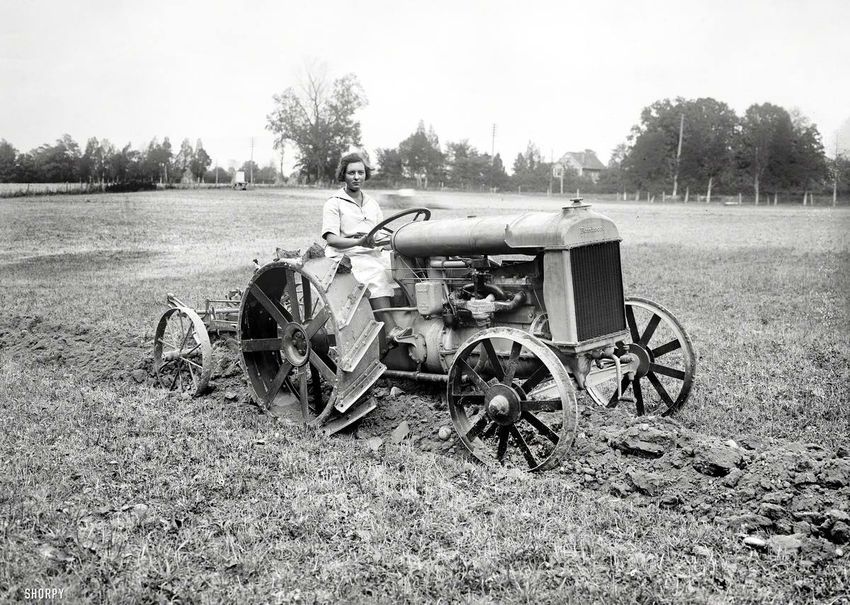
<box><xmin>649</xmin><ymin>363</ymin><xmax>685</xmax><ymax>380</ymax></box>
<box><xmin>607</xmin><ymin>376</ymin><xmax>631</xmax><ymax>408</ymax></box>
<box><xmin>452</xmin><ymin>393</ymin><xmax>485</xmax><ymax>406</ymax></box>
<box><xmin>464</xmin><ymin>412</ymin><xmax>490</xmax><ymax>442</ymax></box>
<box><xmin>301</xmin><ymin>275</ymin><xmax>312</xmax><ymax>318</ymax></box>
<box><xmin>521</xmin><ymin>411</ymin><xmax>559</xmax><ymax>444</ymax></box>
<box><xmin>265</xmin><ymin>360</ymin><xmax>294</xmax><ymax>404</ymax></box>
<box><xmin>310</xmin><ymin>365</ymin><xmax>322</xmax><ymax>405</ymax></box>
<box><xmin>249</xmin><ymin>283</ymin><xmax>289</xmax><ymax>327</ymax></box>
<box><xmin>495</xmin><ymin>426</ymin><xmax>510</xmax><ymax>462</ymax></box>
<box><xmin>522</xmin><ymin>398</ymin><xmax>562</xmax><ymax>412</ymax></box>
<box><xmin>185</xmin><ymin>358</ymin><xmax>197</xmax><ymax>384</ymax></box>
<box><xmin>639</xmin><ymin>314</ymin><xmax>661</xmax><ymax>346</ymax></box>
<box><xmin>510</xmin><ymin>426</ymin><xmax>538</xmax><ymax>468</ymax></box>
<box><xmin>521</xmin><ymin>363</ymin><xmax>549</xmax><ymax>393</ymax></box>
<box><xmin>651</xmin><ymin>339</ymin><xmax>681</xmax><ymax>358</ymax></box>
<box><xmin>285</xmin><ymin>271</ymin><xmax>301</xmax><ymax>323</ymax></box>
<box><xmin>646</xmin><ymin>371</ymin><xmax>675</xmax><ymax>408</ymax></box>
<box><xmin>456</xmin><ymin>358</ymin><xmax>490</xmax><ymax>393</ymax></box>
<box><xmin>305</xmin><ymin>306</ymin><xmax>330</xmax><ymax>338</ymax></box>
<box><xmin>481</xmin><ymin>339</ymin><xmax>504</xmax><ymax>382</ymax></box>
<box><xmin>178</xmin><ymin>317</ymin><xmax>194</xmax><ymax>353</ymax></box>
<box><xmin>308</xmin><ymin>350</ymin><xmax>336</xmax><ymax>382</ymax></box>
<box><xmin>169</xmin><ymin>365</ymin><xmax>180</xmax><ymax>390</ymax></box>
<box><xmin>299</xmin><ymin>371</ymin><xmax>309</xmax><ymax>420</ymax></box>
<box><xmin>184</xmin><ymin>358</ymin><xmax>204</xmax><ymax>371</ymax></box>
<box><xmin>633</xmin><ymin>378</ymin><xmax>645</xmax><ymax>415</ymax></box>
<box><xmin>482</xmin><ymin>422</ymin><xmax>498</xmax><ymax>439</ymax></box>
<box><xmin>503</xmin><ymin>341</ymin><xmax>523</xmax><ymax>385</ymax></box>
<box><xmin>241</xmin><ymin>338</ymin><xmax>284</xmax><ymax>352</ymax></box>
<box><xmin>625</xmin><ymin>304</ymin><xmax>641</xmax><ymax>342</ymax></box>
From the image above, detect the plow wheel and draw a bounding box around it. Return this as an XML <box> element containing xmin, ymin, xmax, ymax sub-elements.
<box><xmin>447</xmin><ymin>328</ymin><xmax>577</xmax><ymax>472</ymax></box>
<box><xmin>238</xmin><ymin>257</ymin><xmax>385</xmax><ymax>432</ymax></box>
<box><xmin>586</xmin><ymin>297</ymin><xmax>696</xmax><ymax>416</ymax></box>
<box><xmin>153</xmin><ymin>306</ymin><xmax>212</xmax><ymax>396</ymax></box>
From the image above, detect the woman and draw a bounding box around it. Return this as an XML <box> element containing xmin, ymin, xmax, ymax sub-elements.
<box><xmin>321</xmin><ymin>152</ymin><xmax>409</xmax><ymax>343</ymax></box>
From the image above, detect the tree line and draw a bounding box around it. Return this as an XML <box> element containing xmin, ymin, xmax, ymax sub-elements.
<box><xmin>0</xmin><ymin>136</ymin><xmax>280</xmax><ymax>187</ymax></box>
<box><xmin>267</xmin><ymin>70</ymin><xmax>849</xmax><ymax>199</ymax></box>
<box><xmin>603</xmin><ymin>98</ymin><xmax>848</xmax><ymax>202</ymax></box>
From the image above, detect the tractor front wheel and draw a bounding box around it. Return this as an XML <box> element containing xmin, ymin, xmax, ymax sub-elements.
<box><xmin>447</xmin><ymin>328</ymin><xmax>577</xmax><ymax>472</ymax></box>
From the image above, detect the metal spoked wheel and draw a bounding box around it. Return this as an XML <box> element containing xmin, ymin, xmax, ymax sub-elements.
<box><xmin>153</xmin><ymin>306</ymin><xmax>212</xmax><ymax>396</ymax></box>
<box><xmin>239</xmin><ymin>258</ymin><xmax>384</xmax><ymax>431</ymax></box>
<box><xmin>447</xmin><ymin>328</ymin><xmax>578</xmax><ymax>472</ymax></box>
<box><xmin>586</xmin><ymin>296</ymin><xmax>696</xmax><ymax>416</ymax></box>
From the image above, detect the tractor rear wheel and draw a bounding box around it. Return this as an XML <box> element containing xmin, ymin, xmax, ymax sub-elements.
<box><xmin>238</xmin><ymin>257</ymin><xmax>385</xmax><ymax>433</ymax></box>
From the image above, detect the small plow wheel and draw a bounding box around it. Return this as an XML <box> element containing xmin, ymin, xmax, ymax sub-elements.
<box><xmin>153</xmin><ymin>306</ymin><xmax>212</xmax><ymax>396</ymax></box>
<box><xmin>447</xmin><ymin>328</ymin><xmax>578</xmax><ymax>472</ymax></box>
<box><xmin>586</xmin><ymin>297</ymin><xmax>696</xmax><ymax>416</ymax></box>
<box><xmin>238</xmin><ymin>257</ymin><xmax>385</xmax><ymax>431</ymax></box>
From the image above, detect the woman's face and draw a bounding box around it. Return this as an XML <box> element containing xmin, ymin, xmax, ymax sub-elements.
<box><xmin>344</xmin><ymin>161</ymin><xmax>366</xmax><ymax>193</ymax></box>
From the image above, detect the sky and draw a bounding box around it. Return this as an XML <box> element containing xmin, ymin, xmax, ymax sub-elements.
<box><xmin>1</xmin><ymin>0</ymin><xmax>849</xmax><ymax>175</ymax></box>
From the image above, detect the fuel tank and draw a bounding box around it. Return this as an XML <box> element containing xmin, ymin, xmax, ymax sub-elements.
<box><xmin>391</xmin><ymin>201</ymin><xmax>620</xmax><ymax>257</ymax></box>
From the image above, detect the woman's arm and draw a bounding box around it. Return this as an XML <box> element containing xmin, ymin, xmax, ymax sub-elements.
<box><xmin>324</xmin><ymin>232</ymin><xmax>367</xmax><ymax>249</ymax></box>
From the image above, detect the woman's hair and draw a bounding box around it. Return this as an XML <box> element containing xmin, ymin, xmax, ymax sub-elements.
<box><xmin>336</xmin><ymin>152</ymin><xmax>372</xmax><ymax>182</ymax></box>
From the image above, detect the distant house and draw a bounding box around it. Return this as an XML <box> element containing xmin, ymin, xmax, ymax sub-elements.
<box><xmin>552</xmin><ymin>149</ymin><xmax>606</xmax><ymax>183</ymax></box>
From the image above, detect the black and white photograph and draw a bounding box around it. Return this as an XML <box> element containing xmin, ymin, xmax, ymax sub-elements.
<box><xmin>1</xmin><ymin>0</ymin><xmax>848</xmax><ymax>602</ymax></box>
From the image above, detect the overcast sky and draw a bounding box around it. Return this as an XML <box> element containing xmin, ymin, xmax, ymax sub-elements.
<box><xmin>1</xmin><ymin>0</ymin><xmax>848</xmax><ymax>174</ymax></box>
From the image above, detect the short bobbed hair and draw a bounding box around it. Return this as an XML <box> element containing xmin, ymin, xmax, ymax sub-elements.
<box><xmin>336</xmin><ymin>152</ymin><xmax>372</xmax><ymax>182</ymax></box>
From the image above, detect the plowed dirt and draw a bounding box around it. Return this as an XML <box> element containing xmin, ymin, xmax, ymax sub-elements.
<box><xmin>2</xmin><ymin>312</ymin><xmax>846</xmax><ymax>562</ymax></box>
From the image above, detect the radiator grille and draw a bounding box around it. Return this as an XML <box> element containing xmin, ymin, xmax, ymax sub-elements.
<box><xmin>570</xmin><ymin>242</ymin><xmax>626</xmax><ymax>341</ymax></box>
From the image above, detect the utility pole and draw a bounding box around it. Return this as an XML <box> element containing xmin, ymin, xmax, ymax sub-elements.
<box><xmin>250</xmin><ymin>137</ymin><xmax>254</xmax><ymax>185</ymax></box>
<box><xmin>672</xmin><ymin>113</ymin><xmax>684</xmax><ymax>198</ymax></box>
<box><xmin>491</xmin><ymin>123</ymin><xmax>496</xmax><ymax>161</ymax></box>
<box><xmin>215</xmin><ymin>160</ymin><xmax>219</xmax><ymax>186</ymax></box>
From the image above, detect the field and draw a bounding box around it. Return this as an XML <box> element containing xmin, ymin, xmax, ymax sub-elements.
<box><xmin>1</xmin><ymin>188</ymin><xmax>848</xmax><ymax>603</ymax></box>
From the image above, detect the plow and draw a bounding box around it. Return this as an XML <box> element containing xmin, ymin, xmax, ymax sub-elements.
<box><xmin>154</xmin><ymin>199</ymin><xmax>696</xmax><ymax>471</ymax></box>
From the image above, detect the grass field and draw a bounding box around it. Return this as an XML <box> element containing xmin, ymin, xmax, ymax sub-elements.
<box><xmin>1</xmin><ymin>188</ymin><xmax>848</xmax><ymax>602</ymax></box>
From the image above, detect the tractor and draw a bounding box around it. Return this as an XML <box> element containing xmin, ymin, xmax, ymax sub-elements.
<box><xmin>156</xmin><ymin>199</ymin><xmax>696</xmax><ymax>471</ymax></box>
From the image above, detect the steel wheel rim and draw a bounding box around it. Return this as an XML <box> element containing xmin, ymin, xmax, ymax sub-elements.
<box><xmin>239</xmin><ymin>265</ymin><xmax>334</xmax><ymax>423</ymax></box>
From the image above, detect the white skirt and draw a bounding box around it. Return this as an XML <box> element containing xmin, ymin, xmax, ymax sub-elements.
<box><xmin>349</xmin><ymin>249</ymin><xmax>396</xmax><ymax>298</ymax></box>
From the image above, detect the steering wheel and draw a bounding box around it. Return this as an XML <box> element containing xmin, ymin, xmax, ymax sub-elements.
<box><xmin>362</xmin><ymin>207</ymin><xmax>431</xmax><ymax>248</ymax></box>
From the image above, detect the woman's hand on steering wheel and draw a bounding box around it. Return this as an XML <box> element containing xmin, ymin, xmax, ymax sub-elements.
<box><xmin>361</xmin><ymin>207</ymin><xmax>431</xmax><ymax>248</ymax></box>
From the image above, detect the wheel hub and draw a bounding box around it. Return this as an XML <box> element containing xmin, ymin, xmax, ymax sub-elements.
<box><xmin>281</xmin><ymin>322</ymin><xmax>310</xmax><ymax>367</ymax></box>
<box><xmin>485</xmin><ymin>383</ymin><xmax>522</xmax><ymax>425</ymax></box>
<box><xmin>628</xmin><ymin>343</ymin><xmax>652</xmax><ymax>377</ymax></box>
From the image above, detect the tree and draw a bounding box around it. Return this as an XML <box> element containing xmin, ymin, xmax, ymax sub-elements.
<box><xmin>266</xmin><ymin>65</ymin><xmax>367</xmax><ymax>184</ymax></box>
<box><xmin>175</xmin><ymin>138</ymin><xmax>194</xmax><ymax>181</ymax></box>
<box><xmin>255</xmin><ymin>161</ymin><xmax>278</xmax><ymax>184</ymax></box>
<box><xmin>0</xmin><ymin>139</ymin><xmax>17</xmax><ymax>182</ymax></box>
<box><xmin>736</xmin><ymin>103</ymin><xmax>795</xmax><ymax>204</ymax></box>
<box><xmin>79</xmin><ymin>137</ymin><xmax>100</xmax><ymax>184</ymax></box>
<box><xmin>484</xmin><ymin>153</ymin><xmax>509</xmax><ymax>190</ymax></box>
<box><xmin>204</xmin><ymin>166</ymin><xmax>230</xmax><ymax>184</ymax></box>
<box><xmin>190</xmin><ymin>140</ymin><xmax>211</xmax><ymax>182</ymax></box>
<box><xmin>786</xmin><ymin>110</ymin><xmax>828</xmax><ymax>194</ymax></box>
<box><xmin>240</xmin><ymin>160</ymin><xmax>260</xmax><ymax>182</ymax></box>
<box><xmin>31</xmin><ymin>134</ymin><xmax>81</xmax><ymax>182</ymax></box>
<box><xmin>398</xmin><ymin>121</ymin><xmax>444</xmax><ymax>188</ymax></box>
<box><xmin>510</xmin><ymin>142</ymin><xmax>551</xmax><ymax>192</ymax></box>
<box><xmin>375</xmin><ymin>147</ymin><xmax>404</xmax><ymax>186</ymax></box>
<box><xmin>621</xmin><ymin>97</ymin><xmax>737</xmax><ymax>198</ymax></box>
